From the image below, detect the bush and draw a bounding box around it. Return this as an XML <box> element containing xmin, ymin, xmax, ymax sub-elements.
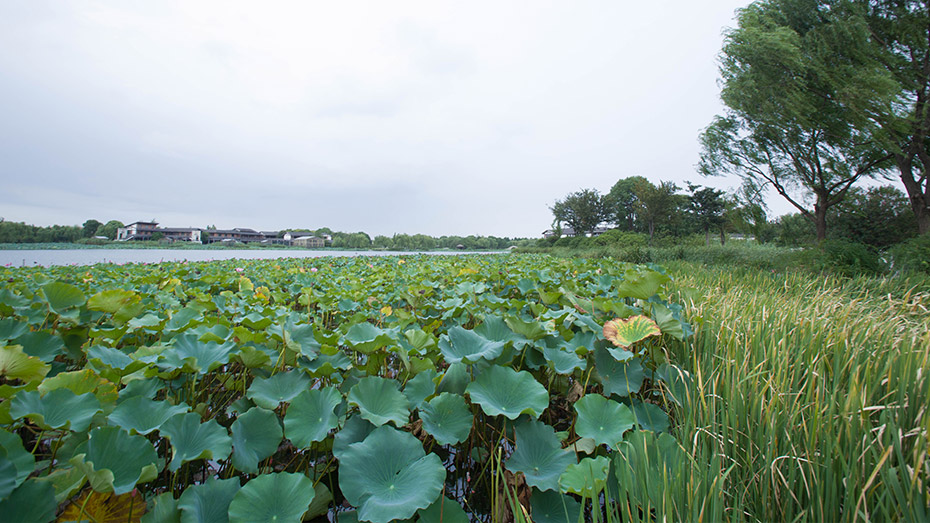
<box><xmin>890</xmin><ymin>234</ymin><xmax>930</xmax><ymax>274</ymax></box>
<box><xmin>591</xmin><ymin>229</ymin><xmax>649</xmax><ymax>248</ymax></box>
<box><xmin>818</xmin><ymin>240</ymin><xmax>886</xmax><ymax>277</ymax></box>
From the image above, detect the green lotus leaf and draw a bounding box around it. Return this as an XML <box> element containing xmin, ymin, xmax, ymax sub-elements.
<box><xmin>109</xmin><ymin>396</ymin><xmax>189</xmax><ymax>435</ymax></box>
<box><xmin>0</xmin><ymin>479</ymin><xmax>57</xmax><ymax>523</ymax></box>
<box><xmin>347</xmin><ymin>376</ymin><xmax>410</xmax><ymax>427</ymax></box>
<box><xmin>402</xmin><ymin>328</ymin><xmax>436</xmax><ymax>354</ymax></box>
<box><xmin>529</xmin><ymin>488</ymin><xmax>584</xmax><ymax>523</ymax></box>
<box><xmin>190</xmin><ymin>324</ymin><xmax>232</xmax><ymax>344</ymax></box>
<box><xmin>13</xmin><ymin>331</ymin><xmax>64</xmax><ymax>363</ymax></box>
<box><xmin>86</xmin><ymin>345</ymin><xmax>143</xmax><ymax>373</ymax></box>
<box><xmin>602</xmin><ymin>315</ymin><xmax>661</xmax><ymax>348</ymax></box>
<box><xmin>614</xmin><ymin>268</ymin><xmax>669</xmax><ymax>300</ymax></box>
<box><xmin>117</xmin><ymin>377</ymin><xmax>160</xmax><ymax>403</ymax></box>
<box><xmin>402</xmin><ymin>369</ymin><xmax>437</xmax><ymax>408</ymax></box>
<box><xmin>503</xmin><ymin>315</ymin><xmax>549</xmax><ymax>341</ymax></box>
<box><xmin>438</xmin><ymin>326</ymin><xmax>506</xmax><ymax>365</ymax></box>
<box><xmin>436</xmin><ymin>362</ymin><xmax>469</xmax><ymax>396</ymax></box>
<box><xmin>0</xmin><ymin>318</ymin><xmax>28</xmax><ymax>341</ymax></box>
<box><xmin>338</xmin><ymin>425</ymin><xmax>446</xmax><ymax>523</ymax></box>
<box><xmin>71</xmin><ymin>426</ymin><xmax>158</xmax><ymax>494</ymax></box>
<box><xmin>305</xmin><ymin>482</ymin><xmax>335</xmax><ymax>520</ymax></box>
<box><xmin>631</xmin><ymin>399</ymin><xmax>670</xmax><ymax>433</ymax></box>
<box><xmin>648</xmin><ymin>301</ymin><xmax>690</xmax><ymax>341</ymax></box>
<box><xmin>473</xmin><ymin>315</ymin><xmax>527</xmax><ymax>347</ymax></box>
<box><xmin>0</xmin><ymin>344</ymin><xmax>50</xmax><ymax>383</ymax></box>
<box><xmin>228</xmin><ymin>472</ymin><xmax>316</xmax><ymax>523</ymax></box>
<box><xmin>0</xmin><ymin>454</ymin><xmax>18</xmax><ymax>500</ymax></box>
<box><xmin>240</xmin><ymin>311</ymin><xmax>272</xmax><ymax>330</ymax></box>
<box><xmin>246</xmin><ymin>370</ymin><xmax>311</xmax><ymax>409</ymax></box>
<box><xmin>37</xmin><ymin>369</ymin><xmax>119</xmax><ymax>408</ymax></box>
<box><xmin>10</xmin><ymin>388</ymin><xmax>101</xmax><ymax>432</ymax></box>
<box><xmin>594</xmin><ymin>349</ymin><xmax>644</xmax><ymax>397</ymax></box>
<box><xmin>141</xmin><ymin>492</ymin><xmax>181</xmax><ymax>523</ymax></box>
<box><xmin>573</xmin><ymin>394</ymin><xmax>635</xmax><ymax>448</ymax></box>
<box><xmin>287</xmin><ymin>323</ymin><xmax>321</xmax><ymax>358</ymax></box>
<box><xmin>301</xmin><ymin>351</ymin><xmax>352</xmax><ymax>377</ymax></box>
<box><xmin>234</xmin><ymin>345</ymin><xmax>272</xmax><ymax>368</ymax></box>
<box><xmin>159</xmin><ymin>335</ymin><xmax>236</xmax><ymax>375</ymax></box>
<box><xmin>558</xmin><ymin>455</ymin><xmax>611</xmax><ymax>497</ymax></box>
<box><xmin>160</xmin><ymin>412</ymin><xmax>232</xmax><ymax>471</ymax></box>
<box><xmin>416</xmin><ymin>496</ymin><xmax>469</xmax><ymax>523</ymax></box>
<box><xmin>0</xmin><ymin>429</ymin><xmax>35</xmax><ymax>487</ymax></box>
<box><xmin>465</xmin><ymin>366</ymin><xmax>548</xmax><ymax>420</ymax></box>
<box><xmin>344</xmin><ymin>323</ymin><xmax>396</xmax><ymax>354</ymax></box>
<box><xmin>177</xmin><ymin>477</ymin><xmax>240</xmax><ymax>523</ymax></box>
<box><xmin>333</xmin><ymin>415</ymin><xmax>376</xmax><ymax>461</ymax></box>
<box><xmin>34</xmin><ymin>465</ymin><xmax>86</xmax><ymax>503</ymax></box>
<box><xmin>283</xmin><ymin>386</ymin><xmax>343</xmax><ymax>448</ymax></box>
<box><xmin>541</xmin><ymin>344</ymin><xmax>586</xmax><ymax>375</ymax></box>
<box><xmin>505</xmin><ymin>419</ymin><xmax>575</xmax><ymax>492</ymax></box>
<box><xmin>230</xmin><ymin>407</ymin><xmax>283</xmax><ymax>473</ymax></box>
<box><xmin>164</xmin><ymin>307</ymin><xmax>203</xmax><ymax>333</ymax></box>
<box><xmin>419</xmin><ymin>393</ymin><xmax>473</xmax><ymax>446</ymax></box>
<box><xmin>41</xmin><ymin>282</ymin><xmax>86</xmax><ymax>318</ymax></box>
<box><xmin>128</xmin><ymin>313</ymin><xmax>163</xmax><ymax>331</ymax></box>
<box><xmin>87</xmin><ymin>289</ymin><xmax>143</xmax><ymax>323</ymax></box>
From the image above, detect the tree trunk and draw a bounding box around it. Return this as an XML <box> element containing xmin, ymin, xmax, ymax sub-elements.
<box><xmin>896</xmin><ymin>154</ymin><xmax>930</xmax><ymax>235</ymax></box>
<box><xmin>704</xmin><ymin>227</ymin><xmax>710</xmax><ymax>247</ymax></box>
<box><xmin>719</xmin><ymin>228</ymin><xmax>727</xmax><ymax>246</ymax></box>
<box><xmin>814</xmin><ymin>204</ymin><xmax>828</xmax><ymax>243</ymax></box>
<box><xmin>648</xmin><ymin>221</ymin><xmax>655</xmax><ymax>241</ymax></box>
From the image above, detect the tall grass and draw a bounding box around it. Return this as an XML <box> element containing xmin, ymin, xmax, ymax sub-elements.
<box><xmin>659</xmin><ymin>263</ymin><xmax>929</xmax><ymax>521</ymax></box>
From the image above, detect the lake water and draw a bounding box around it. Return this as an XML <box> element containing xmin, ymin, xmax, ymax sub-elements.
<box><xmin>0</xmin><ymin>249</ymin><xmax>495</xmax><ymax>267</ymax></box>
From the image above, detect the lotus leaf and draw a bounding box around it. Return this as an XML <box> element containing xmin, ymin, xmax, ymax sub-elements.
<box><xmin>401</xmin><ymin>369</ymin><xmax>437</xmax><ymax>408</ymax></box>
<box><xmin>228</xmin><ymin>472</ymin><xmax>316</xmax><ymax>523</ymax></box>
<box><xmin>347</xmin><ymin>376</ymin><xmax>410</xmax><ymax>427</ymax></box>
<box><xmin>0</xmin><ymin>318</ymin><xmax>28</xmax><ymax>341</ymax></box>
<box><xmin>333</xmin><ymin>415</ymin><xmax>376</xmax><ymax>461</ymax></box>
<box><xmin>465</xmin><ymin>366</ymin><xmax>548</xmax><ymax>420</ymax></box>
<box><xmin>0</xmin><ymin>479</ymin><xmax>57</xmax><ymax>523</ymax></box>
<box><xmin>504</xmin><ymin>315</ymin><xmax>549</xmax><ymax>340</ymax></box>
<box><xmin>177</xmin><ymin>477</ymin><xmax>240</xmax><ymax>523</ymax></box>
<box><xmin>338</xmin><ymin>425</ymin><xmax>446</xmax><ymax>523</ymax></box>
<box><xmin>164</xmin><ymin>307</ymin><xmax>202</xmax><ymax>333</ymax></box>
<box><xmin>438</xmin><ymin>326</ymin><xmax>506</xmax><ymax>364</ymax></box>
<box><xmin>287</xmin><ymin>323</ymin><xmax>321</xmax><ymax>358</ymax></box>
<box><xmin>594</xmin><ymin>348</ymin><xmax>644</xmax><ymax>397</ymax></box>
<box><xmin>41</xmin><ymin>281</ymin><xmax>86</xmax><ymax>318</ymax></box>
<box><xmin>108</xmin><ymin>396</ymin><xmax>189</xmax><ymax>435</ymax></box>
<box><xmin>559</xmin><ymin>455</ymin><xmax>611</xmax><ymax>497</ymax></box>
<box><xmin>230</xmin><ymin>407</ymin><xmax>283</xmax><ymax>473</ymax></box>
<box><xmin>615</xmin><ymin>268</ymin><xmax>669</xmax><ymax>300</ymax></box>
<box><xmin>0</xmin><ymin>454</ymin><xmax>17</xmax><ymax>500</ymax></box>
<box><xmin>573</xmin><ymin>394</ymin><xmax>635</xmax><ymax>448</ymax></box>
<box><xmin>38</xmin><ymin>369</ymin><xmax>119</xmax><ymax>407</ymax></box>
<box><xmin>505</xmin><ymin>419</ymin><xmax>576</xmax><ymax>492</ymax></box>
<box><xmin>141</xmin><ymin>492</ymin><xmax>180</xmax><ymax>523</ymax></box>
<box><xmin>0</xmin><ymin>344</ymin><xmax>50</xmax><ymax>383</ymax></box>
<box><xmin>35</xmin><ymin>465</ymin><xmax>86</xmax><ymax>503</ymax></box>
<box><xmin>528</xmin><ymin>488</ymin><xmax>583</xmax><ymax>523</ymax></box>
<box><xmin>416</xmin><ymin>496</ymin><xmax>469</xmax><ymax>523</ymax></box>
<box><xmin>87</xmin><ymin>289</ymin><xmax>143</xmax><ymax>323</ymax></box>
<box><xmin>10</xmin><ymin>388</ymin><xmax>101</xmax><ymax>431</ymax></box>
<box><xmin>283</xmin><ymin>386</ymin><xmax>342</xmax><ymax>448</ymax></box>
<box><xmin>631</xmin><ymin>399</ymin><xmax>670</xmax><ymax>433</ymax></box>
<box><xmin>159</xmin><ymin>412</ymin><xmax>232</xmax><ymax>471</ymax></box>
<box><xmin>419</xmin><ymin>392</ymin><xmax>473</xmax><ymax>445</ymax></box>
<box><xmin>541</xmin><ymin>344</ymin><xmax>586</xmax><ymax>375</ymax></box>
<box><xmin>87</xmin><ymin>345</ymin><xmax>144</xmax><ymax>376</ymax></box>
<box><xmin>344</xmin><ymin>323</ymin><xmax>396</xmax><ymax>354</ymax></box>
<box><xmin>305</xmin><ymin>482</ymin><xmax>335</xmax><ymax>520</ymax></box>
<box><xmin>13</xmin><ymin>331</ymin><xmax>64</xmax><ymax>363</ymax></box>
<box><xmin>436</xmin><ymin>362</ymin><xmax>469</xmax><ymax>396</ymax></box>
<box><xmin>602</xmin><ymin>315</ymin><xmax>661</xmax><ymax>348</ymax></box>
<box><xmin>71</xmin><ymin>426</ymin><xmax>158</xmax><ymax>494</ymax></box>
<box><xmin>159</xmin><ymin>335</ymin><xmax>236</xmax><ymax>375</ymax></box>
<box><xmin>246</xmin><ymin>370</ymin><xmax>311</xmax><ymax>409</ymax></box>
<box><xmin>0</xmin><ymin>429</ymin><xmax>34</xmax><ymax>487</ymax></box>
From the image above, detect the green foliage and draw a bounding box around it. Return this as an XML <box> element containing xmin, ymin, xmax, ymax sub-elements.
<box><xmin>890</xmin><ymin>233</ymin><xmax>930</xmax><ymax>274</ymax></box>
<box><xmin>819</xmin><ymin>239</ymin><xmax>886</xmax><ymax>277</ymax></box>
<box><xmin>551</xmin><ymin>188</ymin><xmax>607</xmax><ymax>237</ymax></box>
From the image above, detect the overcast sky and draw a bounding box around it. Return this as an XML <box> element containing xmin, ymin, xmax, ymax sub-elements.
<box><xmin>0</xmin><ymin>1</ymin><xmax>762</xmax><ymax>238</ymax></box>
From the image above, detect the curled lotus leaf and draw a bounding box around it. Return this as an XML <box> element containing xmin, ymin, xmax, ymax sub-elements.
<box><xmin>71</xmin><ymin>426</ymin><xmax>158</xmax><ymax>495</ymax></box>
<box><xmin>347</xmin><ymin>376</ymin><xmax>410</xmax><ymax>427</ymax></box>
<box><xmin>338</xmin><ymin>425</ymin><xmax>446</xmax><ymax>523</ymax></box>
<box><xmin>177</xmin><ymin>477</ymin><xmax>240</xmax><ymax>523</ymax></box>
<box><xmin>159</xmin><ymin>412</ymin><xmax>232</xmax><ymax>472</ymax></box>
<box><xmin>333</xmin><ymin>415</ymin><xmax>376</xmax><ymax>461</ymax></box>
<box><xmin>10</xmin><ymin>389</ymin><xmax>101</xmax><ymax>432</ymax></box>
<box><xmin>0</xmin><ymin>429</ymin><xmax>35</xmax><ymax>488</ymax></box>
<box><xmin>246</xmin><ymin>370</ymin><xmax>311</xmax><ymax>409</ymax></box>
<box><xmin>108</xmin><ymin>396</ymin><xmax>189</xmax><ymax>435</ymax></box>
<box><xmin>505</xmin><ymin>419</ymin><xmax>576</xmax><ymax>492</ymax></box>
<box><xmin>438</xmin><ymin>326</ymin><xmax>506</xmax><ymax>365</ymax></box>
<box><xmin>344</xmin><ymin>323</ymin><xmax>396</xmax><ymax>354</ymax></box>
<box><xmin>0</xmin><ymin>344</ymin><xmax>50</xmax><ymax>384</ymax></box>
<box><xmin>230</xmin><ymin>407</ymin><xmax>284</xmax><ymax>474</ymax></box>
<box><xmin>0</xmin><ymin>479</ymin><xmax>64</xmax><ymax>523</ymax></box>
<box><xmin>573</xmin><ymin>394</ymin><xmax>636</xmax><ymax>448</ymax></box>
<box><xmin>228</xmin><ymin>472</ymin><xmax>317</xmax><ymax>523</ymax></box>
<box><xmin>558</xmin><ymin>455</ymin><xmax>611</xmax><ymax>497</ymax></box>
<box><xmin>158</xmin><ymin>335</ymin><xmax>236</xmax><ymax>375</ymax></box>
<box><xmin>602</xmin><ymin>315</ymin><xmax>661</xmax><ymax>348</ymax></box>
<box><xmin>465</xmin><ymin>366</ymin><xmax>548</xmax><ymax>420</ymax></box>
<box><xmin>419</xmin><ymin>393</ymin><xmax>473</xmax><ymax>446</ymax></box>
<box><xmin>283</xmin><ymin>386</ymin><xmax>343</xmax><ymax>448</ymax></box>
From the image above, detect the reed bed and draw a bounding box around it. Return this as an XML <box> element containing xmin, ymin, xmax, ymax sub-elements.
<box><xmin>659</xmin><ymin>263</ymin><xmax>929</xmax><ymax>521</ymax></box>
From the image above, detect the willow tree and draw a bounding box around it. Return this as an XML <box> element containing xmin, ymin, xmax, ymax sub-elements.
<box><xmin>700</xmin><ymin>0</ymin><xmax>897</xmax><ymax>241</ymax></box>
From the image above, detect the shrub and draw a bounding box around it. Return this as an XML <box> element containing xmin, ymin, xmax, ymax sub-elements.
<box><xmin>889</xmin><ymin>234</ymin><xmax>930</xmax><ymax>275</ymax></box>
<box><xmin>818</xmin><ymin>239</ymin><xmax>886</xmax><ymax>277</ymax></box>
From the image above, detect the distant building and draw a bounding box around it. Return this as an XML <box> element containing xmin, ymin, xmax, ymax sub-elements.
<box><xmin>292</xmin><ymin>236</ymin><xmax>325</xmax><ymax>248</ymax></box>
<box><xmin>541</xmin><ymin>225</ymin><xmax>608</xmax><ymax>239</ymax></box>
<box><xmin>159</xmin><ymin>227</ymin><xmax>202</xmax><ymax>243</ymax></box>
<box><xmin>117</xmin><ymin>222</ymin><xmax>159</xmax><ymax>241</ymax></box>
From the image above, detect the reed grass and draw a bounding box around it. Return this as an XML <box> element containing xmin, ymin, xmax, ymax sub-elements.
<box><xmin>659</xmin><ymin>262</ymin><xmax>930</xmax><ymax>521</ymax></box>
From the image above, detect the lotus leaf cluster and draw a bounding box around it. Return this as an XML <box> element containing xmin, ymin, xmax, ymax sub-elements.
<box><xmin>0</xmin><ymin>254</ymin><xmax>691</xmax><ymax>521</ymax></box>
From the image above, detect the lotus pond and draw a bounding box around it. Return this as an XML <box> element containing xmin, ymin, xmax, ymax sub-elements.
<box><xmin>0</xmin><ymin>254</ymin><xmax>695</xmax><ymax>522</ymax></box>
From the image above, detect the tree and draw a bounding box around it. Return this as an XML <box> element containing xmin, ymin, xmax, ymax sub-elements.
<box><xmin>95</xmin><ymin>220</ymin><xmax>124</xmax><ymax>240</ymax></box>
<box><xmin>604</xmin><ymin>176</ymin><xmax>650</xmax><ymax>231</ymax></box>
<box><xmin>700</xmin><ymin>0</ymin><xmax>896</xmax><ymax>242</ymax></box>
<box><xmin>859</xmin><ymin>1</ymin><xmax>930</xmax><ymax>234</ymax></box>
<box><xmin>150</xmin><ymin>231</ymin><xmax>165</xmax><ymax>242</ymax></box>
<box><xmin>82</xmin><ymin>219</ymin><xmax>102</xmax><ymax>238</ymax></box>
<box><xmin>550</xmin><ymin>189</ymin><xmax>607</xmax><ymax>237</ymax></box>
<box><xmin>634</xmin><ymin>181</ymin><xmax>680</xmax><ymax>240</ymax></box>
<box><xmin>829</xmin><ymin>185</ymin><xmax>917</xmax><ymax>248</ymax></box>
<box><xmin>373</xmin><ymin>235</ymin><xmax>394</xmax><ymax>249</ymax></box>
<box><xmin>687</xmin><ymin>184</ymin><xmax>727</xmax><ymax>246</ymax></box>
